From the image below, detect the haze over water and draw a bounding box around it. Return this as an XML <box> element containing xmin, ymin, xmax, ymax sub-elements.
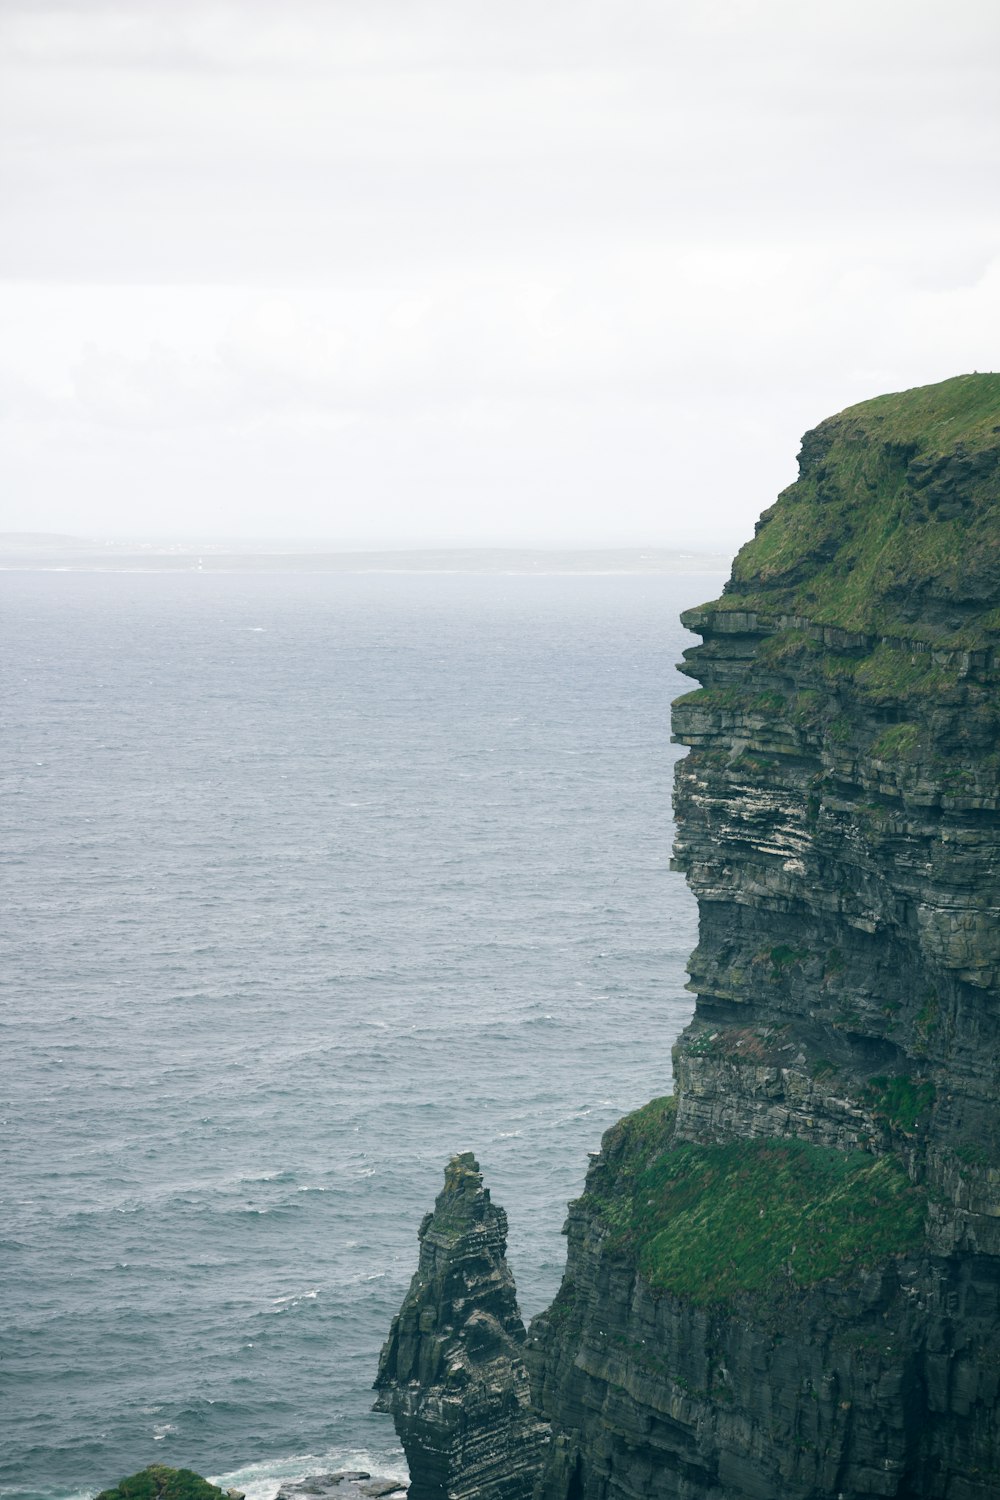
<box><xmin>2</xmin><ymin>565</ymin><xmax>718</xmax><ymax>1500</ymax></box>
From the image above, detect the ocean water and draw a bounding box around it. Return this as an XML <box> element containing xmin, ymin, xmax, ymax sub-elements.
<box><xmin>1</xmin><ymin>567</ymin><xmax>721</xmax><ymax>1500</ymax></box>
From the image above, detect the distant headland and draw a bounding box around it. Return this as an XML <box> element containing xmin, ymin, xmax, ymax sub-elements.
<box><xmin>0</xmin><ymin>536</ymin><xmax>729</xmax><ymax>575</ymax></box>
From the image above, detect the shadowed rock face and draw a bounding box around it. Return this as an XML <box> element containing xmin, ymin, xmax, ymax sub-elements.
<box><xmin>526</xmin><ymin>376</ymin><xmax>1000</xmax><ymax>1500</ymax></box>
<box><xmin>373</xmin><ymin>1153</ymin><xmax>549</xmax><ymax>1500</ymax></box>
<box><xmin>378</xmin><ymin>377</ymin><xmax>1000</xmax><ymax>1500</ymax></box>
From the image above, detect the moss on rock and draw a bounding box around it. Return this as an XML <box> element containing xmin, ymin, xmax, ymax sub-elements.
<box><xmin>95</xmin><ymin>1467</ymin><xmax>226</xmax><ymax>1500</ymax></box>
<box><xmin>710</xmin><ymin>373</ymin><xmax>1000</xmax><ymax>645</ymax></box>
<box><xmin>590</xmin><ymin>1105</ymin><xmax>926</xmax><ymax>1307</ymax></box>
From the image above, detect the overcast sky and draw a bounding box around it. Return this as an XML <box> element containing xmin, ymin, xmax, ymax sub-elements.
<box><xmin>2</xmin><ymin>0</ymin><xmax>998</xmax><ymax>550</ymax></box>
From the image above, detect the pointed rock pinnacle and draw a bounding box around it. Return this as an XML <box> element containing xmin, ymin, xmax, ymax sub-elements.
<box><xmin>373</xmin><ymin>1153</ymin><xmax>548</xmax><ymax>1500</ymax></box>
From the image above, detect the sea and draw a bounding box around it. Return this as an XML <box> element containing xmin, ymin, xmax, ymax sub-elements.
<box><xmin>1</xmin><ymin>563</ymin><xmax>723</xmax><ymax>1500</ymax></box>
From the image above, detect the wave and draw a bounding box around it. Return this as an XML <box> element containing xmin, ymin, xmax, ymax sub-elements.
<box><xmin>5</xmin><ymin>566</ymin><xmax>699</xmax><ymax>1500</ymax></box>
<box><xmin>233</xmin><ymin>1203</ymin><xmax>304</xmax><ymax>1218</ymax></box>
<box><xmin>209</xmin><ymin>1446</ymin><xmax>408</xmax><ymax>1500</ymax></box>
<box><xmin>270</xmin><ymin>1290</ymin><xmax>319</xmax><ymax>1309</ymax></box>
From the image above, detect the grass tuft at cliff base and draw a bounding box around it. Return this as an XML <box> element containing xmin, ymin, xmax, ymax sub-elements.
<box><xmin>600</xmin><ymin>1129</ymin><xmax>925</xmax><ymax>1307</ymax></box>
<box><xmin>95</xmin><ymin>1467</ymin><xmax>226</xmax><ymax>1500</ymax></box>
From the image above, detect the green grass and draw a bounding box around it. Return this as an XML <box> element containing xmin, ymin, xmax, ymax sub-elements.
<box><xmin>769</xmin><ymin>944</ymin><xmax>808</xmax><ymax>972</ymax></box>
<box><xmin>955</xmin><ymin>1142</ymin><xmax>990</xmax><ymax>1169</ymax></box>
<box><xmin>872</xmin><ymin>722</ymin><xmax>922</xmax><ymax>758</ymax></box>
<box><xmin>852</xmin><ymin>645</ymin><xmax>950</xmax><ymax>703</ymax></box>
<box><xmin>672</xmin><ymin>686</ymin><xmax>786</xmax><ymax>713</ymax></box>
<box><xmin>706</xmin><ymin>374</ymin><xmax>1000</xmax><ymax>644</ymax></box>
<box><xmin>913</xmin><ymin>994</ymin><xmax>940</xmax><ymax>1054</ymax></box>
<box><xmin>674</xmin><ymin>381</ymin><xmax>1000</xmax><ymax>767</ymax></box>
<box><xmin>864</xmin><ymin>1075</ymin><xmax>935</xmax><ymax>1134</ymax></box>
<box><xmin>757</xmin><ymin>627</ymin><xmax>823</xmax><ymax>664</ymax></box>
<box><xmin>96</xmin><ymin>1469</ymin><xmax>226</xmax><ymax>1500</ymax></box>
<box><xmin>599</xmin><ymin>1137</ymin><xmax>926</xmax><ymax>1307</ymax></box>
<box><xmin>840</xmin><ymin>372</ymin><xmax>1000</xmax><ymax>448</ymax></box>
<box><xmin>602</xmin><ymin>1094</ymin><xmax>679</xmax><ymax>1163</ymax></box>
<box><xmin>588</xmin><ymin>1101</ymin><xmax>926</xmax><ymax>1309</ymax></box>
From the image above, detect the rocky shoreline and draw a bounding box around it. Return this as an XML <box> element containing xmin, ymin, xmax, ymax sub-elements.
<box><xmin>276</xmin><ymin>1474</ymin><xmax>406</xmax><ymax>1500</ymax></box>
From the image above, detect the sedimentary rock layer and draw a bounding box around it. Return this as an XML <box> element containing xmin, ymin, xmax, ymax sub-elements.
<box><xmin>373</xmin><ymin>1153</ymin><xmax>548</xmax><ymax>1500</ymax></box>
<box><xmin>528</xmin><ymin>374</ymin><xmax>1000</xmax><ymax>1499</ymax></box>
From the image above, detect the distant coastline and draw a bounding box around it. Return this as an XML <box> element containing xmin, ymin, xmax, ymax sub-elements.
<box><xmin>0</xmin><ymin>535</ymin><xmax>730</xmax><ymax>575</ymax></box>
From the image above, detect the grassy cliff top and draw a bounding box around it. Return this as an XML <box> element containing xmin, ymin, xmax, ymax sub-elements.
<box><xmin>697</xmin><ymin>374</ymin><xmax>1000</xmax><ymax>644</ymax></box>
<box><xmin>833</xmin><ymin>371</ymin><xmax>1000</xmax><ymax>450</ymax></box>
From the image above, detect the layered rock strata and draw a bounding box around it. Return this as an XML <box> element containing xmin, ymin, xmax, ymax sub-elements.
<box><xmin>373</xmin><ymin>1153</ymin><xmax>549</xmax><ymax>1500</ymax></box>
<box><xmin>377</xmin><ymin>375</ymin><xmax>1000</xmax><ymax>1499</ymax></box>
<box><xmin>526</xmin><ymin>374</ymin><xmax>1000</xmax><ymax>1499</ymax></box>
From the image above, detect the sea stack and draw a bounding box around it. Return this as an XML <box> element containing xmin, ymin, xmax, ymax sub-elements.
<box><xmin>373</xmin><ymin>1152</ymin><xmax>549</xmax><ymax>1500</ymax></box>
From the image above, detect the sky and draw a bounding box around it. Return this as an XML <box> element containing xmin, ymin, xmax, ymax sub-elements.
<box><xmin>1</xmin><ymin>0</ymin><xmax>999</xmax><ymax>552</ymax></box>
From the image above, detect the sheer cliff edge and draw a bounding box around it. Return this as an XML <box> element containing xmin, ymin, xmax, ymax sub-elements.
<box><xmin>379</xmin><ymin>373</ymin><xmax>1000</xmax><ymax>1500</ymax></box>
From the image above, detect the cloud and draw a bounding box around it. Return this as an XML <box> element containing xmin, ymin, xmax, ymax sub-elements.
<box><xmin>1</xmin><ymin>1</ymin><xmax>998</xmax><ymax>543</ymax></box>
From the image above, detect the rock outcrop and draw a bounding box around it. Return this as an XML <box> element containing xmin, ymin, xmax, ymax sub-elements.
<box><xmin>526</xmin><ymin>374</ymin><xmax>1000</xmax><ymax>1499</ymax></box>
<box><xmin>94</xmin><ymin>1468</ymin><xmax>406</xmax><ymax>1500</ymax></box>
<box><xmin>95</xmin><ymin>1469</ymin><xmax>232</xmax><ymax>1500</ymax></box>
<box><xmin>277</xmin><ymin>1474</ymin><xmax>406</xmax><ymax>1499</ymax></box>
<box><xmin>377</xmin><ymin>374</ymin><xmax>1000</xmax><ymax>1500</ymax></box>
<box><xmin>373</xmin><ymin>1153</ymin><xmax>549</xmax><ymax>1500</ymax></box>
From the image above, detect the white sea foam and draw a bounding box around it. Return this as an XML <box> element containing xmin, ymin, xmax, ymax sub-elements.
<box><xmin>209</xmin><ymin>1447</ymin><xmax>408</xmax><ymax>1500</ymax></box>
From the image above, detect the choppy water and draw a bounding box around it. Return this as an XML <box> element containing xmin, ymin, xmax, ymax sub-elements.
<box><xmin>1</xmin><ymin>568</ymin><xmax>720</xmax><ymax>1500</ymax></box>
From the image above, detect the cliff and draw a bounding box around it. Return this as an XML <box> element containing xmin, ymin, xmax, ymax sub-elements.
<box><xmin>379</xmin><ymin>374</ymin><xmax>1000</xmax><ymax>1500</ymax></box>
<box><xmin>527</xmin><ymin>373</ymin><xmax>1000</xmax><ymax>1499</ymax></box>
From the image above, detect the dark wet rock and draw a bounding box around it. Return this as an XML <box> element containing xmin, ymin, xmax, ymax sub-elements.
<box><xmin>276</xmin><ymin>1476</ymin><xmax>404</xmax><ymax>1500</ymax></box>
<box><xmin>373</xmin><ymin>1152</ymin><xmax>548</xmax><ymax>1500</ymax></box>
<box><xmin>276</xmin><ymin>1476</ymin><xmax>364</xmax><ymax>1497</ymax></box>
<box><xmin>379</xmin><ymin>377</ymin><xmax>1000</xmax><ymax>1498</ymax></box>
<box><xmin>525</xmin><ymin>375</ymin><xmax>1000</xmax><ymax>1499</ymax></box>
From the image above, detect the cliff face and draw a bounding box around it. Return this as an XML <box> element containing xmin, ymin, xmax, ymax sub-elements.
<box><xmin>527</xmin><ymin>374</ymin><xmax>1000</xmax><ymax>1499</ymax></box>
<box><xmin>374</xmin><ymin>1153</ymin><xmax>548</xmax><ymax>1500</ymax></box>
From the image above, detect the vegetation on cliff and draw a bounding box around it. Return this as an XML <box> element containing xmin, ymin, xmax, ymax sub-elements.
<box><xmin>695</xmin><ymin>372</ymin><xmax>1000</xmax><ymax>647</ymax></box>
<box><xmin>95</xmin><ymin>1467</ymin><xmax>226</xmax><ymax>1500</ymax></box>
<box><xmin>587</xmin><ymin>1099</ymin><xmax>926</xmax><ymax>1307</ymax></box>
<box><xmin>675</xmin><ymin>377</ymin><xmax>1000</xmax><ymax>793</ymax></box>
<box><xmin>527</xmin><ymin>377</ymin><xmax>1000</xmax><ymax>1497</ymax></box>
